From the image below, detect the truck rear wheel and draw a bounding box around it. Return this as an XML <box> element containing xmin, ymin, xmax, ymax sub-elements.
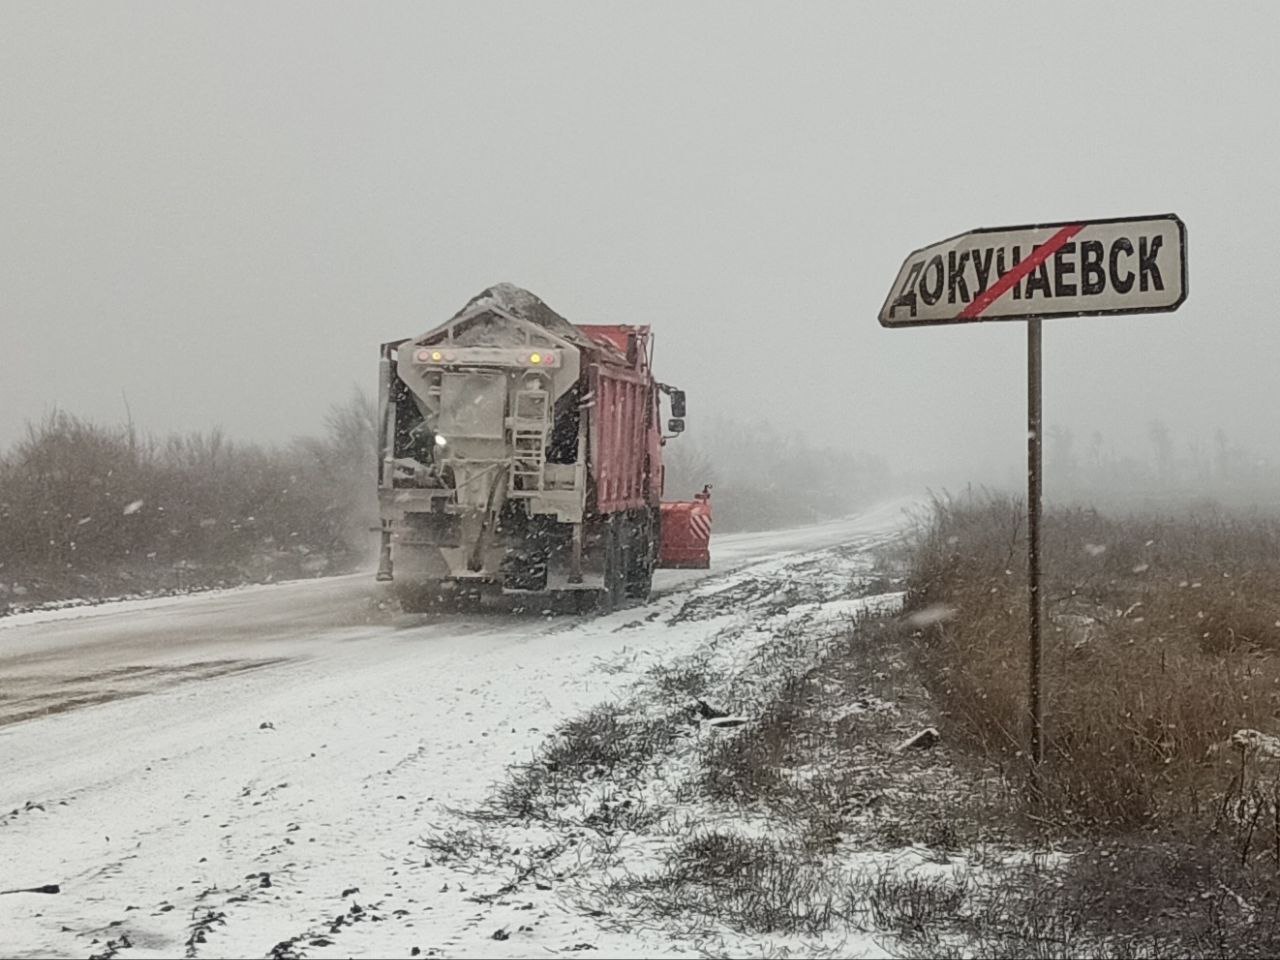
<box><xmin>396</xmin><ymin>581</ymin><xmax>446</xmax><ymax>613</ymax></box>
<box><xmin>570</xmin><ymin>589</ymin><xmax>602</xmax><ymax>615</ymax></box>
<box><xmin>606</xmin><ymin>517</ymin><xmax>628</xmax><ymax>611</ymax></box>
<box><xmin>624</xmin><ymin>510</ymin><xmax>655</xmax><ymax>600</ymax></box>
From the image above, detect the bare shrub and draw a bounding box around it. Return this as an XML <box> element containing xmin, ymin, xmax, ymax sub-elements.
<box><xmin>414</xmin><ymin>825</ymin><xmax>495</xmax><ymax>866</ymax></box>
<box><xmin>613</xmin><ymin>831</ymin><xmax>839</xmax><ymax>935</ymax></box>
<box><xmin>647</xmin><ymin>659</ymin><xmax>714</xmax><ymax>704</ymax></box>
<box><xmin>489</xmin><ymin>704</ymin><xmax>680</xmax><ymax>823</ymax></box>
<box><xmin>866</xmin><ymin>868</ymin><xmax>972</xmax><ymax>941</ymax></box>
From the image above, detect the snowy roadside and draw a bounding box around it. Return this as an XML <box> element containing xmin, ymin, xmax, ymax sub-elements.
<box><xmin>1</xmin><ymin>508</ymin><xmax>916</xmax><ymax>959</ymax></box>
<box><xmin>382</xmin><ymin>542</ymin><xmax>915</xmax><ymax>959</ymax></box>
<box><xmin>387</xmin><ymin>538</ymin><xmax>1075</xmax><ymax>960</ymax></box>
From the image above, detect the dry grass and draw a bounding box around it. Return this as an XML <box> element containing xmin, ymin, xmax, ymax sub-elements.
<box><xmin>906</xmin><ymin>492</ymin><xmax>1280</xmax><ymax>831</ymax></box>
<box><xmin>697</xmin><ymin>670</ymin><xmax>802</xmax><ymax>804</ymax></box>
<box><xmin>895</xmin><ymin>492</ymin><xmax>1280</xmax><ymax>956</ymax></box>
<box><xmin>609</xmin><ymin>829</ymin><xmax>1222</xmax><ymax>958</ymax></box>
<box><xmin>486</xmin><ymin>703</ymin><xmax>679</xmax><ymax>825</ymax></box>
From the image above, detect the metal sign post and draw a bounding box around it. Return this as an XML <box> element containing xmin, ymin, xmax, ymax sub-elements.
<box><xmin>1027</xmin><ymin>317</ymin><xmax>1044</xmax><ymax>793</ymax></box>
<box><xmin>878</xmin><ymin>214</ymin><xmax>1188</xmax><ymax>790</ymax></box>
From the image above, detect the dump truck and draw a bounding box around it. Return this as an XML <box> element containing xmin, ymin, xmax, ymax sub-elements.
<box><xmin>375</xmin><ymin>284</ymin><xmax>711</xmax><ymax>611</ymax></box>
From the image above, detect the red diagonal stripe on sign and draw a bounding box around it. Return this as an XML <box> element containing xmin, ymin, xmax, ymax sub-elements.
<box><xmin>956</xmin><ymin>223</ymin><xmax>1084</xmax><ymax>320</ymax></box>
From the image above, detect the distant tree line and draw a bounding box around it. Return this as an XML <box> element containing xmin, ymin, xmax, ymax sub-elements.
<box><xmin>662</xmin><ymin>415</ymin><xmax>893</xmax><ymax>532</ymax></box>
<box><xmin>0</xmin><ymin>391</ymin><xmax>378</xmax><ymax>613</ymax></box>
<box><xmin>1044</xmin><ymin>419</ymin><xmax>1280</xmax><ymax>509</ymax></box>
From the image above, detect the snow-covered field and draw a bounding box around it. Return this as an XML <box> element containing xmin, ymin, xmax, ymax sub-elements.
<box><xmin>0</xmin><ymin>500</ymin><xmax>916</xmax><ymax>959</ymax></box>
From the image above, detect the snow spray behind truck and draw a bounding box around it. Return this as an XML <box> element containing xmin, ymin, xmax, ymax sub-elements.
<box><xmin>375</xmin><ymin>284</ymin><xmax>711</xmax><ymax>611</ymax></box>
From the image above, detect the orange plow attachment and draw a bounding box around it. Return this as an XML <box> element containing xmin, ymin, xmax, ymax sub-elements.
<box><xmin>658</xmin><ymin>487</ymin><xmax>712</xmax><ymax>569</ymax></box>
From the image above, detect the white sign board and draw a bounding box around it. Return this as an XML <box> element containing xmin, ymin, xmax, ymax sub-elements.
<box><xmin>879</xmin><ymin>214</ymin><xmax>1187</xmax><ymax>327</ymax></box>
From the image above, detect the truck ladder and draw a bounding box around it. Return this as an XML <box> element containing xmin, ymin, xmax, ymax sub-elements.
<box><xmin>508</xmin><ymin>388</ymin><xmax>550</xmax><ymax>495</ymax></box>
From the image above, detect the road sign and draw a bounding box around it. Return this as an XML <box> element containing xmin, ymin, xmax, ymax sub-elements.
<box><xmin>879</xmin><ymin>213</ymin><xmax>1187</xmax><ymax>328</ymax></box>
<box><xmin>878</xmin><ymin>212</ymin><xmax>1188</xmax><ymax>800</ymax></box>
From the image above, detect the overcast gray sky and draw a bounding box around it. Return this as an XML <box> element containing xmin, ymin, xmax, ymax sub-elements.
<box><xmin>3</xmin><ymin>2</ymin><xmax>1276</xmax><ymax>482</ymax></box>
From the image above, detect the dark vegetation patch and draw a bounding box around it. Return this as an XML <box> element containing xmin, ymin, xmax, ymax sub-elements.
<box><xmin>0</xmin><ymin>395</ymin><xmax>376</xmax><ymax>613</ymax></box>
<box><xmin>609</xmin><ymin>831</ymin><xmax>840</xmax><ymax>935</ymax></box>
<box><xmin>485</xmin><ymin>703</ymin><xmax>682</xmax><ymax>827</ymax></box>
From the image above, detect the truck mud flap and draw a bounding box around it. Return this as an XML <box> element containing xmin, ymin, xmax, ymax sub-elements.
<box><xmin>657</xmin><ymin>495</ymin><xmax>711</xmax><ymax>569</ymax></box>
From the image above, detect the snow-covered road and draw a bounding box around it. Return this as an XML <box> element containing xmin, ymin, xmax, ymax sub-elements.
<box><xmin>0</xmin><ymin>500</ymin><xmax>915</xmax><ymax>959</ymax></box>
